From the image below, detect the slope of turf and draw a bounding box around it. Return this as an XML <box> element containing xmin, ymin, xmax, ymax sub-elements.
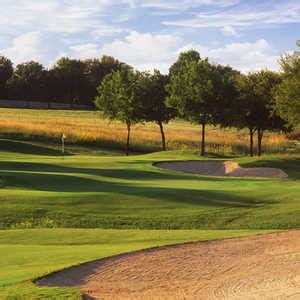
<box><xmin>0</xmin><ymin>140</ymin><xmax>299</xmax><ymax>230</ymax></box>
<box><xmin>0</xmin><ymin>229</ymin><xmax>272</xmax><ymax>299</ymax></box>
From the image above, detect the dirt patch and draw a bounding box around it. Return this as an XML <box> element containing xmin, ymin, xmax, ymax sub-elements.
<box><xmin>37</xmin><ymin>230</ymin><xmax>300</xmax><ymax>299</ymax></box>
<box><xmin>155</xmin><ymin>160</ymin><xmax>288</xmax><ymax>178</ymax></box>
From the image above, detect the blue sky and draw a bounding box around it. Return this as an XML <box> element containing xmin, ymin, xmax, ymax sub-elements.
<box><xmin>0</xmin><ymin>0</ymin><xmax>299</xmax><ymax>73</ymax></box>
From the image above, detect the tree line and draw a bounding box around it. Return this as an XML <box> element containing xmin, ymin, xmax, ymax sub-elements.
<box><xmin>0</xmin><ymin>50</ymin><xmax>299</xmax><ymax>156</ymax></box>
<box><xmin>96</xmin><ymin>50</ymin><xmax>299</xmax><ymax>156</ymax></box>
<box><xmin>0</xmin><ymin>55</ymin><xmax>127</xmax><ymax>105</ymax></box>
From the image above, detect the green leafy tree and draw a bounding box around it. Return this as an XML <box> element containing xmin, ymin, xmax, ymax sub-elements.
<box><xmin>0</xmin><ymin>56</ymin><xmax>13</xmax><ymax>98</ymax></box>
<box><xmin>51</xmin><ymin>57</ymin><xmax>90</xmax><ymax>105</ymax></box>
<box><xmin>100</xmin><ymin>55</ymin><xmax>126</xmax><ymax>77</ymax></box>
<box><xmin>211</xmin><ymin>65</ymin><xmax>241</xmax><ymax>127</ymax></box>
<box><xmin>7</xmin><ymin>61</ymin><xmax>46</xmax><ymax>100</ymax></box>
<box><xmin>252</xmin><ymin>71</ymin><xmax>287</xmax><ymax>156</ymax></box>
<box><xmin>238</xmin><ymin>71</ymin><xmax>287</xmax><ymax>156</ymax></box>
<box><xmin>138</xmin><ymin>70</ymin><xmax>176</xmax><ymax>150</ymax></box>
<box><xmin>167</xmin><ymin>50</ymin><xmax>220</xmax><ymax>156</ymax></box>
<box><xmin>83</xmin><ymin>56</ymin><xmax>129</xmax><ymax>102</ymax></box>
<box><xmin>83</xmin><ymin>59</ymin><xmax>104</xmax><ymax>101</ymax></box>
<box><xmin>95</xmin><ymin>68</ymin><xmax>141</xmax><ymax>155</ymax></box>
<box><xmin>275</xmin><ymin>54</ymin><xmax>300</xmax><ymax>126</ymax></box>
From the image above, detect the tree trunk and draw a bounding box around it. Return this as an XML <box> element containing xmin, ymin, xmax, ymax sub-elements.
<box><xmin>201</xmin><ymin>123</ymin><xmax>206</xmax><ymax>156</ymax></box>
<box><xmin>257</xmin><ymin>128</ymin><xmax>264</xmax><ymax>157</ymax></box>
<box><xmin>249</xmin><ymin>128</ymin><xmax>254</xmax><ymax>157</ymax></box>
<box><xmin>126</xmin><ymin>122</ymin><xmax>131</xmax><ymax>156</ymax></box>
<box><xmin>158</xmin><ymin>121</ymin><xmax>166</xmax><ymax>151</ymax></box>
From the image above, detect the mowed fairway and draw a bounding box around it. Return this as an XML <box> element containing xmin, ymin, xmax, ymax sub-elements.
<box><xmin>0</xmin><ymin>139</ymin><xmax>299</xmax><ymax>298</ymax></box>
<box><xmin>0</xmin><ymin>139</ymin><xmax>299</xmax><ymax>230</ymax></box>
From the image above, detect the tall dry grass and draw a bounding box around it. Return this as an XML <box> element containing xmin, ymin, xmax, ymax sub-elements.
<box><xmin>0</xmin><ymin>108</ymin><xmax>293</xmax><ymax>154</ymax></box>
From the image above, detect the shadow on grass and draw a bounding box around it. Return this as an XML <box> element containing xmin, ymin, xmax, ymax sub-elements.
<box><xmin>0</xmin><ymin>170</ymin><xmax>268</xmax><ymax>208</ymax></box>
<box><xmin>0</xmin><ymin>139</ymin><xmax>71</xmax><ymax>156</ymax></box>
<box><xmin>0</xmin><ymin>160</ymin><xmax>268</xmax><ymax>182</ymax></box>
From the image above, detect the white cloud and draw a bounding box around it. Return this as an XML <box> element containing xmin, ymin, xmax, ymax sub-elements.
<box><xmin>0</xmin><ymin>0</ymin><xmax>129</xmax><ymax>35</ymax></box>
<box><xmin>0</xmin><ymin>1</ymin><xmax>294</xmax><ymax>73</ymax></box>
<box><xmin>94</xmin><ymin>32</ymin><xmax>282</xmax><ymax>73</ymax></box>
<box><xmin>163</xmin><ymin>0</ymin><xmax>300</xmax><ymax>30</ymax></box>
<box><xmin>70</xmin><ymin>43</ymin><xmax>100</xmax><ymax>58</ymax></box>
<box><xmin>92</xmin><ymin>27</ymin><xmax>126</xmax><ymax>39</ymax></box>
<box><xmin>99</xmin><ymin>31</ymin><xmax>181</xmax><ymax>72</ymax></box>
<box><xmin>0</xmin><ymin>32</ymin><xmax>53</xmax><ymax>65</ymax></box>
<box><xmin>221</xmin><ymin>25</ymin><xmax>239</xmax><ymax>36</ymax></box>
<box><xmin>179</xmin><ymin>39</ymin><xmax>281</xmax><ymax>72</ymax></box>
<box><xmin>0</xmin><ymin>29</ymin><xmax>283</xmax><ymax>73</ymax></box>
<box><xmin>140</xmin><ymin>0</ymin><xmax>239</xmax><ymax>10</ymax></box>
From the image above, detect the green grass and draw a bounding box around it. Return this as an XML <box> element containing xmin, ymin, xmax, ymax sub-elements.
<box><xmin>0</xmin><ymin>228</ymin><xmax>273</xmax><ymax>299</ymax></box>
<box><xmin>0</xmin><ymin>138</ymin><xmax>298</xmax><ymax>298</ymax></box>
<box><xmin>0</xmin><ymin>139</ymin><xmax>299</xmax><ymax>230</ymax></box>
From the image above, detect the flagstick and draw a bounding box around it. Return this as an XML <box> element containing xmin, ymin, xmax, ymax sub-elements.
<box><xmin>61</xmin><ymin>134</ymin><xmax>65</xmax><ymax>159</ymax></box>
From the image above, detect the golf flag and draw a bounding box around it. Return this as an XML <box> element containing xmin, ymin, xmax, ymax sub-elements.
<box><xmin>61</xmin><ymin>133</ymin><xmax>66</xmax><ymax>154</ymax></box>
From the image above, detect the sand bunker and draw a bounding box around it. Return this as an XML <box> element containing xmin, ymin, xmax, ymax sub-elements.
<box><xmin>155</xmin><ymin>160</ymin><xmax>288</xmax><ymax>178</ymax></box>
<box><xmin>37</xmin><ymin>230</ymin><xmax>300</xmax><ymax>299</ymax></box>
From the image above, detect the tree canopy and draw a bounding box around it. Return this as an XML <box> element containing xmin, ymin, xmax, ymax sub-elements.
<box><xmin>0</xmin><ymin>56</ymin><xmax>13</xmax><ymax>98</ymax></box>
<box><xmin>7</xmin><ymin>61</ymin><xmax>46</xmax><ymax>101</ymax></box>
<box><xmin>167</xmin><ymin>50</ymin><xmax>238</xmax><ymax>156</ymax></box>
<box><xmin>0</xmin><ymin>55</ymin><xmax>127</xmax><ymax>106</ymax></box>
<box><xmin>235</xmin><ymin>70</ymin><xmax>288</xmax><ymax>156</ymax></box>
<box><xmin>137</xmin><ymin>70</ymin><xmax>176</xmax><ymax>150</ymax></box>
<box><xmin>275</xmin><ymin>54</ymin><xmax>300</xmax><ymax>126</ymax></box>
<box><xmin>95</xmin><ymin>68</ymin><xmax>141</xmax><ymax>155</ymax></box>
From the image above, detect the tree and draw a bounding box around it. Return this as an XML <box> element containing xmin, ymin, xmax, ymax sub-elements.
<box><xmin>138</xmin><ymin>70</ymin><xmax>176</xmax><ymax>150</ymax></box>
<box><xmin>95</xmin><ymin>68</ymin><xmax>141</xmax><ymax>156</ymax></box>
<box><xmin>83</xmin><ymin>59</ymin><xmax>104</xmax><ymax>101</ymax></box>
<box><xmin>253</xmin><ymin>71</ymin><xmax>286</xmax><ymax>156</ymax></box>
<box><xmin>210</xmin><ymin>65</ymin><xmax>241</xmax><ymax>127</ymax></box>
<box><xmin>167</xmin><ymin>50</ymin><xmax>220</xmax><ymax>156</ymax></box>
<box><xmin>51</xmin><ymin>57</ymin><xmax>88</xmax><ymax>104</ymax></box>
<box><xmin>100</xmin><ymin>55</ymin><xmax>126</xmax><ymax>78</ymax></box>
<box><xmin>275</xmin><ymin>54</ymin><xmax>300</xmax><ymax>126</ymax></box>
<box><xmin>231</xmin><ymin>73</ymin><xmax>257</xmax><ymax>157</ymax></box>
<box><xmin>7</xmin><ymin>61</ymin><xmax>46</xmax><ymax>100</ymax></box>
<box><xmin>83</xmin><ymin>56</ymin><xmax>128</xmax><ymax>102</ymax></box>
<box><xmin>0</xmin><ymin>56</ymin><xmax>13</xmax><ymax>98</ymax></box>
<box><xmin>237</xmin><ymin>71</ymin><xmax>287</xmax><ymax>156</ymax></box>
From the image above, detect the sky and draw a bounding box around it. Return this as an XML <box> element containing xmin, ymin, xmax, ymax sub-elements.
<box><xmin>0</xmin><ymin>0</ymin><xmax>300</xmax><ymax>73</ymax></box>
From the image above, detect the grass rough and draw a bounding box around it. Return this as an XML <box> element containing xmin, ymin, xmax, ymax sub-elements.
<box><xmin>0</xmin><ymin>108</ymin><xmax>297</xmax><ymax>154</ymax></box>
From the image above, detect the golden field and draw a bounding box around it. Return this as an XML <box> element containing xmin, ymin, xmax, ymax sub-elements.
<box><xmin>0</xmin><ymin>108</ymin><xmax>295</xmax><ymax>154</ymax></box>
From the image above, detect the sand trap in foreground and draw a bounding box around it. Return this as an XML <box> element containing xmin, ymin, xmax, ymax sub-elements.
<box><xmin>37</xmin><ymin>230</ymin><xmax>300</xmax><ymax>300</ymax></box>
<box><xmin>155</xmin><ymin>160</ymin><xmax>288</xmax><ymax>178</ymax></box>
